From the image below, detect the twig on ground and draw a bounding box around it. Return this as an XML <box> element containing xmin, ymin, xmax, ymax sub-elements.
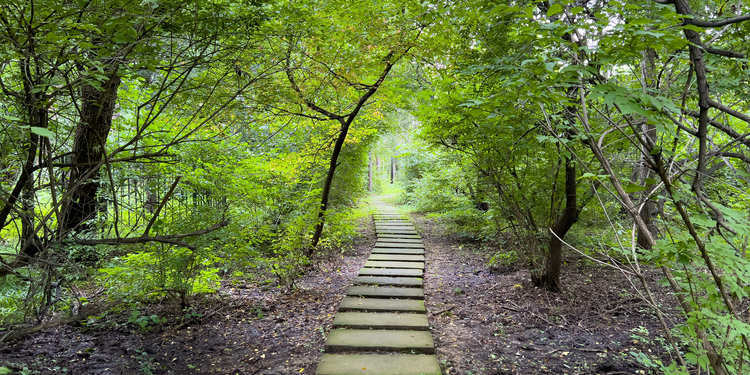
<box><xmin>431</xmin><ymin>306</ymin><xmax>455</xmax><ymax>316</ymax></box>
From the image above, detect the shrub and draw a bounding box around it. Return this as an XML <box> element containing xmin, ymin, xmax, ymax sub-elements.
<box><xmin>99</xmin><ymin>243</ymin><xmax>221</xmax><ymax>305</ymax></box>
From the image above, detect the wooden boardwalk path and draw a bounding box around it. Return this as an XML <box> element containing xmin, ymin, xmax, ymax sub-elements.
<box><xmin>316</xmin><ymin>207</ymin><xmax>441</xmax><ymax>375</ymax></box>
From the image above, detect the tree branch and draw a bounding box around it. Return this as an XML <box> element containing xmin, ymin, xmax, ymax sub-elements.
<box><xmin>686</xmin><ymin>14</ymin><xmax>750</xmax><ymax>28</ymax></box>
<box><xmin>684</xmin><ymin>109</ymin><xmax>750</xmax><ymax>149</ymax></box>
<box><xmin>702</xmin><ymin>44</ymin><xmax>745</xmax><ymax>59</ymax></box>
<box><xmin>709</xmin><ymin>99</ymin><xmax>750</xmax><ymax>124</ymax></box>
<box><xmin>708</xmin><ymin>151</ymin><xmax>750</xmax><ymax>164</ymax></box>
<box><xmin>142</xmin><ymin>176</ymin><xmax>181</xmax><ymax>238</ymax></box>
<box><xmin>74</xmin><ymin>220</ymin><xmax>229</xmax><ymax>250</ymax></box>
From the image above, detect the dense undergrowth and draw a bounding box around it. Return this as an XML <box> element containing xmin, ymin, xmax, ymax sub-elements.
<box><xmin>0</xmin><ymin>200</ymin><xmax>372</xmax><ymax>327</ymax></box>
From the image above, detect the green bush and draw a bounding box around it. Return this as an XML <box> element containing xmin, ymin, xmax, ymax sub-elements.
<box><xmin>0</xmin><ymin>274</ymin><xmax>29</xmax><ymax>324</ymax></box>
<box><xmin>440</xmin><ymin>207</ymin><xmax>495</xmax><ymax>241</ymax></box>
<box><xmin>99</xmin><ymin>243</ymin><xmax>221</xmax><ymax>305</ymax></box>
<box><xmin>488</xmin><ymin>249</ymin><xmax>519</xmax><ymax>268</ymax></box>
<box><xmin>318</xmin><ymin>208</ymin><xmax>366</xmax><ymax>253</ymax></box>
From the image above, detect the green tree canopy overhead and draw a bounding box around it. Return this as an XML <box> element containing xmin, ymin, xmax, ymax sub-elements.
<box><xmin>0</xmin><ymin>1</ymin><xmax>749</xmax><ymax>373</ymax></box>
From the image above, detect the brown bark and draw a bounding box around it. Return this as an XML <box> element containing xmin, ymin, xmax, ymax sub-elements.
<box><xmin>533</xmin><ymin>157</ymin><xmax>577</xmax><ymax>292</ymax></box>
<box><xmin>390</xmin><ymin>157</ymin><xmax>395</xmax><ymax>184</ymax></box>
<box><xmin>634</xmin><ymin>48</ymin><xmax>659</xmax><ymax>249</ymax></box>
<box><xmin>367</xmin><ymin>151</ymin><xmax>373</xmax><ymax>192</ymax></box>
<box><xmin>60</xmin><ymin>71</ymin><xmax>121</xmax><ymax>234</ymax></box>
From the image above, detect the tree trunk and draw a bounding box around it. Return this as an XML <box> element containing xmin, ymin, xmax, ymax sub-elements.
<box><xmin>60</xmin><ymin>71</ymin><xmax>121</xmax><ymax>234</ymax></box>
<box><xmin>309</xmin><ymin>121</ymin><xmax>351</xmax><ymax>253</ymax></box>
<box><xmin>390</xmin><ymin>157</ymin><xmax>395</xmax><ymax>184</ymax></box>
<box><xmin>296</xmin><ymin>51</ymin><xmax>399</xmax><ymax>254</ymax></box>
<box><xmin>367</xmin><ymin>151</ymin><xmax>373</xmax><ymax>192</ymax></box>
<box><xmin>634</xmin><ymin>48</ymin><xmax>659</xmax><ymax>249</ymax></box>
<box><xmin>0</xmin><ymin>61</ymin><xmax>48</xmax><ymax>276</ymax></box>
<box><xmin>533</xmin><ymin>157</ymin><xmax>577</xmax><ymax>292</ymax></box>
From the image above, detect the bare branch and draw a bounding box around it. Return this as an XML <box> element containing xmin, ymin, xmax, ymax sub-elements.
<box><xmin>686</xmin><ymin>14</ymin><xmax>750</xmax><ymax>28</ymax></box>
<box><xmin>142</xmin><ymin>176</ymin><xmax>181</xmax><ymax>238</ymax></box>
<box><xmin>74</xmin><ymin>220</ymin><xmax>229</xmax><ymax>250</ymax></box>
<box><xmin>702</xmin><ymin>44</ymin><xmax>745</xmax><ymax>58</ymax></box>
<box><xmin>708</xmin><ymin>151</ymin><xmax>750</xmax><ymax>164</ymax></box>
<box><xmin>684</xmin><ymin>109</ymin><xmax>750</xmax><ymax>149</ymax></box>
<box><xmin>709</xmin><ymin>100</ymin><xmax>750</xmax><ymax>124</ymax></box>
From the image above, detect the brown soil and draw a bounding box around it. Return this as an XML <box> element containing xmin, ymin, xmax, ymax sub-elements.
<box><xmin>1</xmin><ymin>212</ymin><xmax>681</xmax><ymax>375</ymax></box>
<box><xmin>0</xmin><ymin>221</ymin><xmax>374</xmax><ymax>375</ymax></box>
<box><xmin>416</xmin><ymin>214</ymin><xmax>681</xmax><ymax>375</ymax></box>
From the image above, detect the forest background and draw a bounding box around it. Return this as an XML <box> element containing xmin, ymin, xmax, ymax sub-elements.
<box><xmin>0</xmin><ymin>0</ymin><xmax>749</xmax><ymax>374</ymax></box>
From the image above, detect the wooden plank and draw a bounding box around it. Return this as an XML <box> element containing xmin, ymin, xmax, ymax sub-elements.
<box><xmin>364</xmin><ymin>261</ymin><xmax>424</xmax><ymax>269</ymax></box>
<box><xmin>358</xmin><ymin>268</ymin><xmax>423</xmax><ymax>277</ymax></box>
<box><xmin>371</xmin><ymin>248</ymin><xmax>425</xmax><ymax>255</ymax></box>
<box><xmin>339</xmin><ymin>297</ymin><xmax>425</xmax><ymax>312</ymax></box>
<box><xmin>317</xmin><ymin>354</ymin><xmax>441</xmax><ymax>375</ymax></box>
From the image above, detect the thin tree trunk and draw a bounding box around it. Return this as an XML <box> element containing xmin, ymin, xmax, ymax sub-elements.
<box><xmin>309</xmin><ymin>120</ymin><xmax>351</xmax><ymax>253</ymax></box>
<box><xmin>577</xmin><ymin>76</ymin><xmax>728</xmax><ymax>375</ymax></box>
<box><xmin>390</xmin><ymin>157</ymin><xmax>395</xmax><ymax>184</ymax></box>
<box><xmin>0</xmin><ymin>59</ymin><xmax>48</xmax><ymax>276</ymax></box>
<box><xmin>534</xmin><ymin>157</ymin><xmax>577</xmax><ymax>292</ymax></box>
<box><xmin>367</xmin><ymin>151</ymin><xmax>373</xmax><ymax>192</ymax></box>
<box><xmin>291</xmin><ymin>49</ymin><xmax>402</xmax><ymax>254</ymax></box>
<box><xmin>634</xmin><ymin>48</ymin><xmax>659</xmax><ymax>249</ymax></box>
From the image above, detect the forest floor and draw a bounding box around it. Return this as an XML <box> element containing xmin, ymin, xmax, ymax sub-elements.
<box><xmin>1</xmin><ymin>210</ymin><xmax>681</xmax><ymax>375</ymax></box>
<box><xmin>415</xmin><ymin>213</ymin><xmax>681</xmax><ymax>375</ymax></box>
<box><xmin>0</xmin><ymin>223</ymin><xmax>375</xmax><ymax>375</ymax></box>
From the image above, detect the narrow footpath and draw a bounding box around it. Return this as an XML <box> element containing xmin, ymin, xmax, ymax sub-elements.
<box><xmin>315</xmin><ymin>205</ymin><xmax>442</xmax><ymax>375</ymax></box>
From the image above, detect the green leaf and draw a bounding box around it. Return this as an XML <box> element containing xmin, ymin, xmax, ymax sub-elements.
<box><xmin>113</xmin><ymin>26</ymin><xmax>138</xmax><ymax>43</ymax></box>
<box><xmin>624</xmin><ymin>182</ymin><xmax>646</xmax><ymax>193</ymax></box>
<box><xmin>30</xmin><ymin>127</ymin><xmax>54</xmax><ymax>138</ymax></box>
<box><xmin>578</xmin><ymin>172</ymin><xmax>609</xmax><ymax>181</ymax></box>
<box><xmin>579</xmin><ymin>172</ymin><xmax>598</xmax><ymax>180</ymax></box>
<box><xmin>547</xmin><ymin>3</ymin><xmax>563</xmax><ymax>17</ymax></box>
<box><xmin>682</xmin><ymin>24</ymin><xmax>705</xmax><ymax>33</ymax></box>
<box><xmin>0</xmin><ymin>113</ymin><xmax>21</xmax><ymax>122</ymax></box>
<box><xmin>691</xmin><ymin>214</ymin><xmax>715</xmax><ymax>228</ymax></box>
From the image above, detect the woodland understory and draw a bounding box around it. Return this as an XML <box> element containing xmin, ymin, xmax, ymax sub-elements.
<box><xmin>1</xmin><ymin>0</ymin><xmax>749</xmax><ymax>374</ymax></box>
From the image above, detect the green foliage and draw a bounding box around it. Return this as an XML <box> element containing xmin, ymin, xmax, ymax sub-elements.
<box><xmin>99</xmin><ymin>244</ymin><xmax>221</xmax><ymax>304</ymax></box>
<box><xmin>398</xmin><ymin>0</ymin><xmax>750</xmax><ymax>371</ymax></box>
<box><xmin>0</xmin><ymin>275</ymin><xmax>29</xmax><ymax>324</ymax></box>
<box><xmin>1</xmin><ymin>0</ymin><xmax>748</xmax><ymax>372</ymax></box>
<box><xmin>404</xmin><ymin>170</ymin><xmax>470</xmax><ymax>213</ymax></box>
<box><xmin>317</xmin><ymin>210</ymin><xmax>362</xmax><ymax>252</ymax></box>
<box><xmin>488</xmin><ymin>250</ymin><xmax>519</xmax><ymax>269</ymax></box>
<box><xmin>127</xmin><ymin>310</ymin><xmax>166</xmax><ymax>332</ymax></box>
